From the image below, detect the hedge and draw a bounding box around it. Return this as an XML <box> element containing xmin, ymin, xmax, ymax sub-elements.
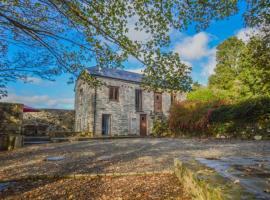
<box><xmin>167</xmin><ymin>97</ymin><xmax>270</xmax><ymax>139</ymax></box>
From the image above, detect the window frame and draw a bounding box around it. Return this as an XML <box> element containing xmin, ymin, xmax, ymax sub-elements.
<box><xmin>79</xmin><ymin>88</ymin><xmax>83</xmax><ymax>105</ymax></box>
<box><xmin>154</xmin><ymin>92</ymin><xmax>162</xmax><ymax>113</ymax></box>
<box><xmin>109</xmin><ymin>86</ymin><xmax>119</xmax><ymax>101</ymax></box>
<box><xmin>171</xmin><ymin>93</ymin><xmax>177</xmax><ymax>104</ymax></box>
<box><xmin>135</xmin><ymin>89</ymin><xmax>143</xmax><ymax>112</ymax></box>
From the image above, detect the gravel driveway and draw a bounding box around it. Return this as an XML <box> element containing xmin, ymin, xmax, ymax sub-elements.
<box><xmin>0</xmin><ymin>138</ymin><xmax>269</xmax><ymax>181</ymax></box>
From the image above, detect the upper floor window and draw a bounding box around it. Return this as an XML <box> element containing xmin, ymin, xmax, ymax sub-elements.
<box><xmin>135</xmin><ymin>89</ymin><xmax>142</xmax><ymax>111</ymax></box>
<box><xmin>79</xmin><ymin>88</ymin><xmax>83</xmax><ymax>105</ymax></box>
<box><xmin>154</xmin><ymin>92</ymin><xmax>162</xmax><ymax>113</ymax></box>
<box><xmin>171</xmin><ymin>93</ymin><xmax>177</xmax><ymax>104</ymax></box>
<box><xmin>109</xmin><ymin>86</ymin><xmax>119</xmax><ymax>101</ymax></box>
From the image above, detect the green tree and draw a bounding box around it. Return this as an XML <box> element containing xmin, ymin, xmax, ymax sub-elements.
<box><xmin>0</xmin><ymin>0</ymin><xmax>268</xmax><ymax>97</ymax></box>
<box><xmin>209</xmin><ymin>36</ymin><xmax>270</xmax><ymax>100</ymax></box>
<box><xmin>187</xmin><ymin>87</ymin><xmax>216</xmax><ymax>101</ymax></box>
<box><xmin>187</xmin><ymin>86</ymin><xmax>230</xmax><ymax>102</ymax></box>
<box><xmin>192</xmin><ymin>82</ymin><xmax>202</xmax><ymax>90</ymax></box>
<box><xmin>209</xmin><ymin>37</ymin><xmax>245</xmax><ymax>90</ymax></box>
<box><xmin>209</xmin><ymin>37</ymin><xmax>248</xmax><ymax>100</ymax></box>
<box><xmin>238</xmin><ymin>37</ymin><xmax>270</xmax><ymax>97</ymax></box>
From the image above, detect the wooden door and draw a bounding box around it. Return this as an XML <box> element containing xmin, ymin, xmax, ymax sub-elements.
<box><xmin>140</xmin><ymin>114</ymin><xmax>147</xmax><ymax>136</ymax></box>
<box><xmin>154</xmin><ymin>92</ymin><xmax>162</xmax><ymax>113</ymax></box>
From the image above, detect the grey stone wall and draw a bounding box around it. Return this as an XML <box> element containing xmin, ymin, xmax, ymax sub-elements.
<box><xmin>0</xmin><ymin>102</ymin><xmax>23</xmax><ymax>134</ymax></box>
<box><xmin>75</xmin><ymin>76</ymin><xmax>185</xmax><ymax>136</ymax></box>
<box><xmin>74</xmin><ymin>78</ymin><xmax>95</xmax><ymax>133</ymax></box>
<box><xmin>23</xmin><ymin>109</ymin><xmax>75</xmax><ymax>136</ymax></box>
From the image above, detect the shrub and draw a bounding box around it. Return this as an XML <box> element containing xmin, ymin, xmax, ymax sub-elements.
<box><xmin>209</xmin><ymin>96</ymin><xmax>270</xmax><ymax>138</ymax></box>
<box><xmin>168</xmin><ymin>97</ymin><xmax>270</xmax><ymax>139</ymax></box>
<box><xmin>152</xmin><ymin>118</ymin><xmax>172</xmax><ymax>137</ymax></box>
<box><xmin>168</xmin><ymin>100</ymin><xmax>226</xmax><ymax>136</ymax></box>
<box><xmin>210</xmin><ymin>96</ymin><xmax>270</xmax><ymax>124</ymax></box>
<box><xmin>187</xmin><ymin>88</ymin><xmax>217</xmax><ymax>101</ymax></box>
<box><xmin>187</xmin><ymin>87</ymin><xmax>230</xmax><ymax>102</ymax></box>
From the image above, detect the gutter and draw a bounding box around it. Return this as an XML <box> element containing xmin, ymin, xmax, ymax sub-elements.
<box><xmin>93</xmin><ymin>87</ymin><xmax>97</xmax><ymax>135</ymax></box>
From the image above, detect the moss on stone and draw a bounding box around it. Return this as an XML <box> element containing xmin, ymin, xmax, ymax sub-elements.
<box><xmin>0</xmin><ymin>134</ymin><xmax>23</xmax><ymax>151</ymax></box>
<box><xmin>174</xmin><ymin>158</ymin><xmax>255</xmax><ymax>200</ymax></box>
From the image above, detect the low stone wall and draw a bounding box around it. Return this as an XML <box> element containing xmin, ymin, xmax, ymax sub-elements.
<box><xmin>23</xmin><ymin>109</ymin><xmax>75</xmax><ymax>136</ymax></box>
<box><xmin>0</xmin><ymin>103</ymin><xmax>24</xmax><ymax>150</ymax></box>
<box><xmin>173</xmin><ymin>158</ymin><xmax>254</xmax><ymax>200</ymax></box>
<box><xmin>0</xmin><ymin>102</ymin><xmax>23</xmax><ymax>134</ymax></box>
<box><xmin>0</xmin><ymin>134</ymin><xmax>23</xmax><ymax>151</ymax></box>
<box><xmin>48</xmin><ymin>131</ymin><xmax>92</xmax><ymax>138</ymax></box>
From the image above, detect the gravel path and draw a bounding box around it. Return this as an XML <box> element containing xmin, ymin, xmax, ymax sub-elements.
<box><xmin>0</xmin><ymin>138</ymin><xmax>269</xmax><ymax>181</ymax></box>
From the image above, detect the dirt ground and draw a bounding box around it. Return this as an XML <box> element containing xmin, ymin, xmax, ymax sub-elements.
<box><xmin>0</xmin><ymin>138</ymin><xmax>269</xmax><ymax>199</ymax></box>
<box><xmin>0</xmin><ymin>174</ymin><xmax>190</xmax><ymax>200</ymax></box>
<box><xmin>0</xmin><ymin>138</ymin><xmax>269</xmax><ymax>180</ymax></box>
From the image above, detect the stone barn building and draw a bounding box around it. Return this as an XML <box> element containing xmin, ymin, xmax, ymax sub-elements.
<box><xmin>75</xmin><ymin>67</ymin><xmax>185</xmax><ymax>136</ymax></box>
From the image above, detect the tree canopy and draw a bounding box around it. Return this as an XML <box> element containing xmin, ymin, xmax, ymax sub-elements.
<box><xmin>0</xmin><ymin>0</ymin><xmax>269</xmax><ymax>97</ymax></box>
<box><xmin>209</xmin><ymin>37</ymin><xmax>246</xmax><ymax>92</ymax></box>
<box><xmin>209</xmin><ymin>36</ymin><xmax>270</xmax><ymax>100</ymax></box>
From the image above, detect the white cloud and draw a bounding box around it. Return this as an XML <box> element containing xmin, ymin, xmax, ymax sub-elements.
<box><xmin>182</xmin><ymin>60</ymin><xmax>192</xmax><ymax>68</ymax></box>
<box><xmin>173</xmin><ymin>32</ymin><xmax>217</xmax><ymax>78</ymax></box>
<box><xmin>20</xmin><ymin>77</ymin><xmax>43</xmax><ymax>85</ymax></box>
<box><xmin>125</xmin><ymin>15</ymin><xmax>152</xmax><ymax>42</ymax></box>
<box><xmin>201</xmin><ymin>48</ymin><xmax>217</xmax><ymax>77</ymax></box>
<box><xmin>126</xmin><ymin>67</ymin><xmax>145</xmax><ymax>74</ymax></box>
<box><xmin>174</xmin><ymin>32</ymin><xmax>213</xmax><ymax>60</ymax></box>
<box><xmin>0</xmin><ymin>94</ymin><xmax>74</xmax><ymax>109</ymax></box>
<box><xmin>236</xmin><ymin>27</ymin><xmax>259</xmax><ymax>43</ymax></box>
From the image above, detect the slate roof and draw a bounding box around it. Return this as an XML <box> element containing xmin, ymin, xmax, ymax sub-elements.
<box><xmin>87</xmin><ymin>67</ymin><xmax>143</xmax><ymax>83</ymax></box>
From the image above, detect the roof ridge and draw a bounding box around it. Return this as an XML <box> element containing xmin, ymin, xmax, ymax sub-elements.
<box><xmin>86</xmin><ymin>67</ymin><xmax>143</xmax><ymax>83</ymax></box>
<box><xmin>87</xmin><ymin>66</ymin><xmax>142</xmax><ymax>75</ymax></box>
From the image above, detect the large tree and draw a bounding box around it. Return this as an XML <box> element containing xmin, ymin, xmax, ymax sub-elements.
<box><xmin>209</xmin><ymin>36</ymin><xmax>270</xmax><ymax>99</ymax></box>
<box><xmin>209</xmin><ymin>37</ymin><xmax>246</xmax><ymax>91</ymax></box>
<box><xmin>0</xmin><ymin>0</ymin><xmax>268</xmax><ymax>97</ymax></box>
<box><xmin>238</xmin><ymin>36</ymin><xmax>270</xmax><ymax>97</ymax></box>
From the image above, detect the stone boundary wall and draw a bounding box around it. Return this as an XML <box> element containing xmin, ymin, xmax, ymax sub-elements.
<box><xmin>23</xmin><ymin>109</ymin><xmax>75</xmax><ymax>136</ymax></box>
<box><xmin>173</xmin><ymin>158</ymin><xmax>254</xmax><ymax>200</ymax></box>
<box><xmin>0</xmin><ymin>102</ymin><xmax>24</xmax><ymax>150</ymax></box>
<box><xmin>0</xmin><ymin>102</ymin><xmax>23</xmax><ymax>135</ymax></box>
<box><xmin>0</xmin><ymin>134</ymin><xmax>23</xmax><ymax>151</ymax></box>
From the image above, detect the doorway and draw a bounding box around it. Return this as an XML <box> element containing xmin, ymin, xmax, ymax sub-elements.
<box><xmin>140</xmin><ymin>114</ymin><xmax>147</xmax><ymax>136</ymax></box>
<box><xmin>102</xmin><ymin>114</ymin><xmax>111</xmax><ymax>135</ymax></box>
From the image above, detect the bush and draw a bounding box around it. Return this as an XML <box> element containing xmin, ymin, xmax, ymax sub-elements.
<box><xmin>168</xmin><ymin>100</ymin><xmax>226</xmax><ymax>136</ymax></box>
<box><xmin>209</xmin><ymin>96</ymin><xmax>270</xmax><ymax>138</ymax></box>
<box><xmin>187</xmin><ymin>87</ymin><xmax>230</xmax><ymax>102</ymax></box>
<box><xmin>152</xmin><ymin>118</ymin><xmax>172</xmax><ymax>137</ymax></box>
<box><xmin>168</xmin><ymin>97</ymin><xmax>270</xmax><ymax>139</ymax></box>
<box><xmin>210</xmin><ymin>97</ymin><xmax>270</xmax><ymax>123</ymax></box>
<box><xmin>187</xmin><ymin>88</ymin><xmax>217</xmax><ymax>101</ymax></box>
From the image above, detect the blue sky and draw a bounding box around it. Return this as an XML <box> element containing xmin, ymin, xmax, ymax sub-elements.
<box><xmin>1</xmin><ymin>4</ymin><xmax>253</xmax><ymax>109</ymax></box>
